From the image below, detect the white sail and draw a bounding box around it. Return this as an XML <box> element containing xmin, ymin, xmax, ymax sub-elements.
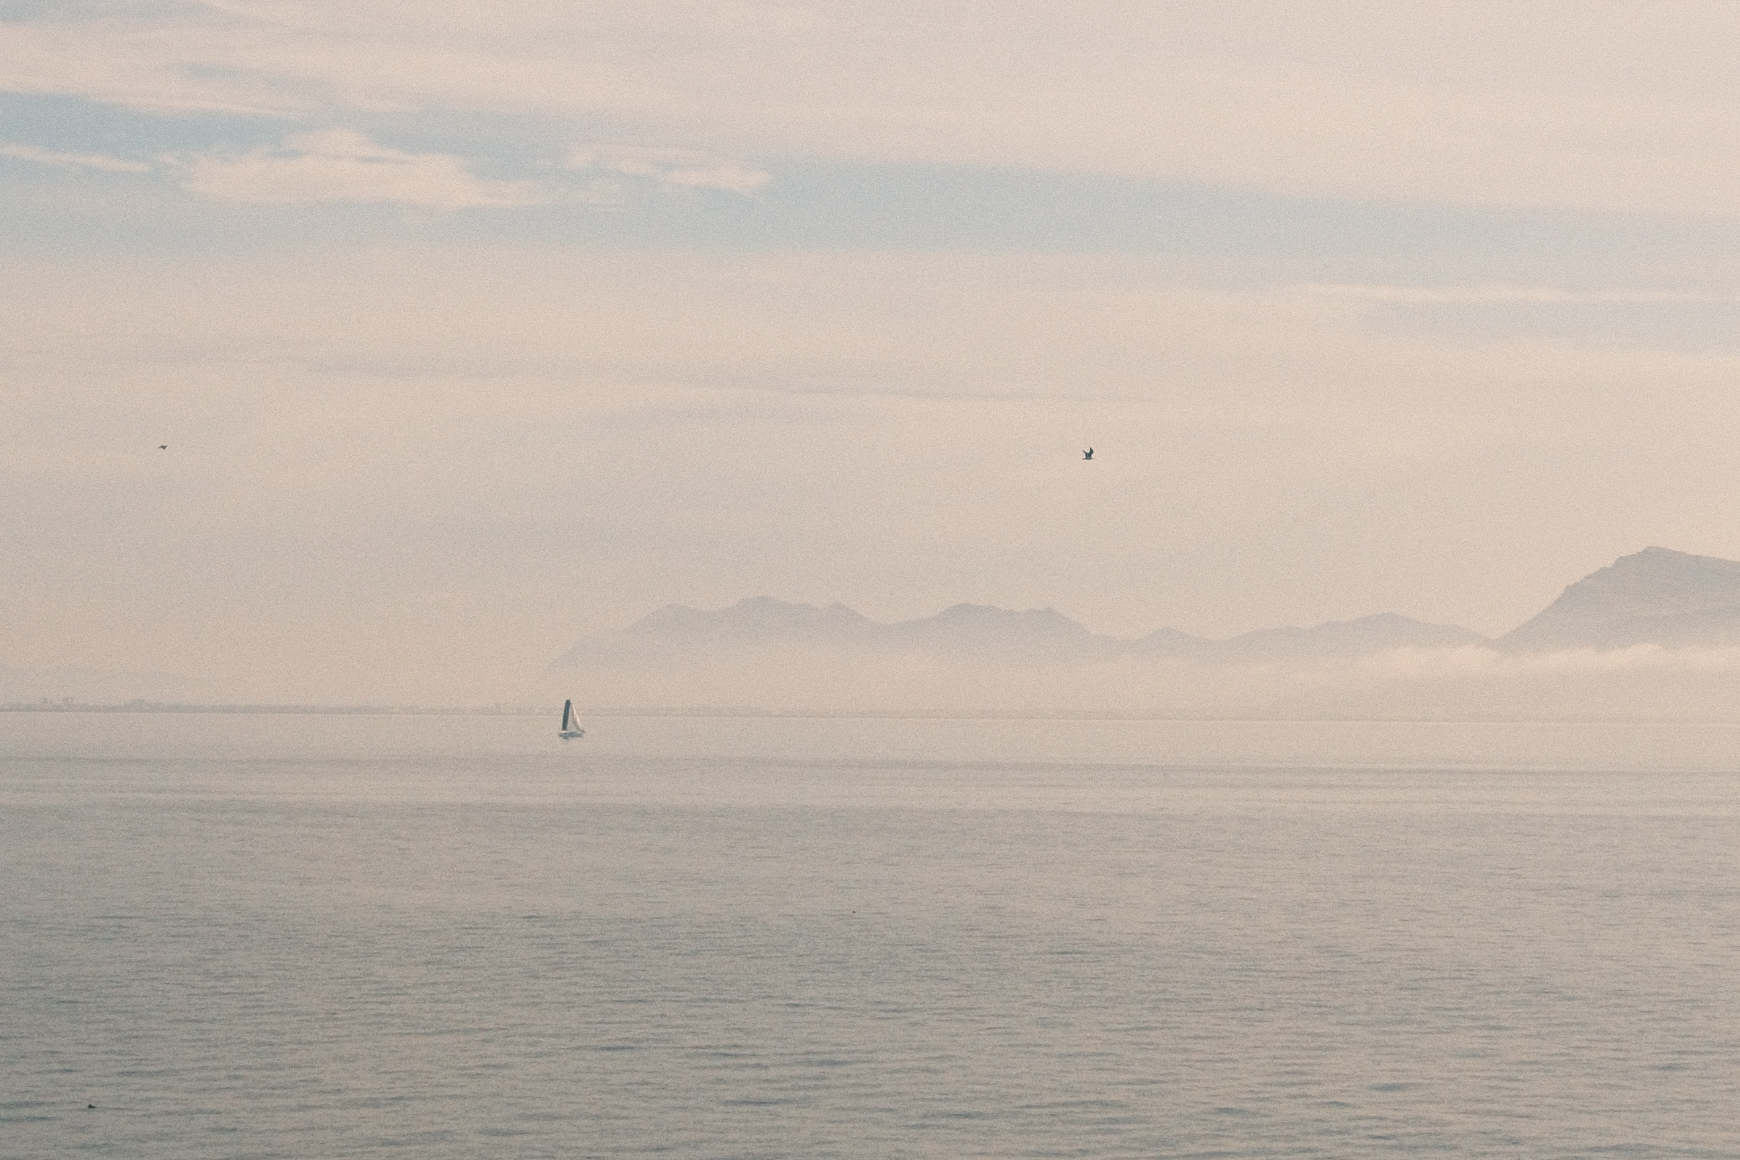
<box><xmin>559</xmin><ymin>700</ymin><xmax>584</xmax><ymax>738</ymax></box>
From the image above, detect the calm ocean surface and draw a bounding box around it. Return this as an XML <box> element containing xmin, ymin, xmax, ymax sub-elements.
<box><xmin>5</xmin><ymin>713</ymin><xmax>1740</xmax><ymax>1158</ymax></box>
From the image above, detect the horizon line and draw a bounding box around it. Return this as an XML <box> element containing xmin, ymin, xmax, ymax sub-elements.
<box><xmin>12</xmin><ymin>701</ymin><xmax>1740</xmax><ymax>726</ymax></box>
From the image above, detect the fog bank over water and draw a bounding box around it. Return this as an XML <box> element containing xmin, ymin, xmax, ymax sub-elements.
<box><xmin>541</xmin><ymin>640</ymin><xmax>1740</xmax><ymax>722</ymax></box>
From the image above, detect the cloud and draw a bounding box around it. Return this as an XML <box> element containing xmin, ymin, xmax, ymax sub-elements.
<box><xmin>566</xmin><ymin>144</ymin><xmax>770</xmax><ymax>195</ymax></box>
<box><xmin>1303</xmin><ymin>284</ymin><xmax>1737</xmax><ymax>306</ymax></box>
<box><xmin>1298</xmin><ymin>281</ymin><xmax>1740</xmax><ymax>352</ymax></box>
<box><xmin>0</xmin><ymin>142</ymin><xmax>149</xmax><ymax>172</ymax></box>
<box><xmin>178</xmin><ymin>129</ymin><xmax>559</xmax><ymax>207</ymax></box>
<box><xmin>11</xmin><ymin>2</ymin><xmax>1740</xmax><ymax>214</ymax></box>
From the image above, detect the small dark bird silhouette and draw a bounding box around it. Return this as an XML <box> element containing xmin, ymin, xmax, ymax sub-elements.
<box><xmin>158</xmin><ymin>445</ymin><xmax>167</xmax><ymax>450</ymax></box>
<box><xmin>87</xmin><ymin>1104</ymin><xmax>96</xmax><ymax>1110</ymax></box>
<box><xmin>1082</xmin><ymin>448</ymin><xmax>1094</xmax><ymax>460</ymax></box>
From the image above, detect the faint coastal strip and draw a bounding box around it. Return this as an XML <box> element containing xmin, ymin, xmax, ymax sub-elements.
<box><xmin>0</xmin><ymin>701</ymin><xmax>547</xmax><ymax>715</ymax></box>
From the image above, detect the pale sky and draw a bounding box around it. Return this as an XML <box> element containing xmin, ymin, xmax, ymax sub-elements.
<box><xmin>5</xmin><ymin>1</ymin><xmax>1740</xmax><ymax>703</ymax></box>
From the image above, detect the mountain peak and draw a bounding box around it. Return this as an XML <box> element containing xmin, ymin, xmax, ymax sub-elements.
<box><xmin>627</xmin><ymin>597</ymin><xmax>872</xmax><ymax>641</ymax></box>
<box><xmin>1503</xmin><ymin>547</ymin><xmax>1740</xmax><ymax>649</ymax></box>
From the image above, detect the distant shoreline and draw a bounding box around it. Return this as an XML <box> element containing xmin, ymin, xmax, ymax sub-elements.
<box><xmin>0</xmin><ymin>702</ymin><xmax>545</xmax><ymax>717</ymax></box>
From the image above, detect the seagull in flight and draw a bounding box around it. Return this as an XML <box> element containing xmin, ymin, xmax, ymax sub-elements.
<box><xmin>1082</xmin><ymin>448</ymin><xmax>1094</xmax><ymax>460</ymax></box>
<box><xmin>158</xmin><ymin>445</ymin><xmax>168</xmax><ymax>450</ymax></box>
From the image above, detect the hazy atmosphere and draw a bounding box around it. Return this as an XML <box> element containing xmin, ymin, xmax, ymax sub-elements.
<box><xmin>15</xmin><ymin>11</ymin><xmax>1740</xmax><ymax>1159</ymax></box>
<box><xmin>8</xmin><ymin>2</ymin><xmax>1740</xmax><ymax>706</ymax></box>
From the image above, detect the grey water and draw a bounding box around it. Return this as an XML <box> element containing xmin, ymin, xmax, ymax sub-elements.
<box><xmin>5</xmin><ymin>714</ymin><xmax>1740</xmax><ymax>1158</ymax></box>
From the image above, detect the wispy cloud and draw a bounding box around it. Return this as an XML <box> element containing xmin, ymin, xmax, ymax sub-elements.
<box><xmin>177</xmin><ymin>129</ymin><xmax>561</xmax><ymax>207</ymax></box>
<box><xmin>0</xmin><ymin>142</ymin><xmax>149</xmax><ymax>172</ymax></box>
<box><xmin>1300</xmin><ymin>283</ymin><xmax>1738</xmax><ymax>305</ymax></box>
<box><xmin>566</xmin><ymin>144</ymin><xmax>771</xmax><ymax>196</ymax></box>
<box><xmin>8</xmin><ymin>3</ymin><xmax>1740</xmax><ymax>214</ymax></box>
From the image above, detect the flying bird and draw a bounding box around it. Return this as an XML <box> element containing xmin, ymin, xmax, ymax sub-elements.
<box><xmin>158</xmin><ymin>445</ymin><xmax>167</xmax><ymax>450</ymax></box>
<box><xmin>1082</xmin><ymin>448</ymin><xmax>1094</xmax><ymax>460</ymax></box>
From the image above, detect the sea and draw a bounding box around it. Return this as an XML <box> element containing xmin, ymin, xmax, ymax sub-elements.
<box><xmin>4</xmin><ymin>712</ymin><xmax>1740</xmax><ymax>1159</ymax></box>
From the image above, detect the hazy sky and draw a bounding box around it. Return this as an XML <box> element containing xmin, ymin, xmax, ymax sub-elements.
<box><xmin>6</xmin><ymin>1</ymin><xmax>1740</xmax><ymax>702</ymax></box>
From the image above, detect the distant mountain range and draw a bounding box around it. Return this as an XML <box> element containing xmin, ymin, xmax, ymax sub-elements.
<box><xmin>551</xmin><ymin>599</ymin><xmax>1482</xmax><ymax>668</ymax></box>
<box><xmin>553</xmin><ymin>547</ymin><xmax>1740</xmax><ymax>671</ymax></box>
<box><xmin>547</xmin><ymin>547</ymin><xmax>1740</xmax><ymax>719</ymax></box>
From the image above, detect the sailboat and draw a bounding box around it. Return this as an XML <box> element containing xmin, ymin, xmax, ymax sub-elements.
<box><xmin>558</xmin><ymin>700</ymin><xmax>585</xmax><ymax>739</ymax></box>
